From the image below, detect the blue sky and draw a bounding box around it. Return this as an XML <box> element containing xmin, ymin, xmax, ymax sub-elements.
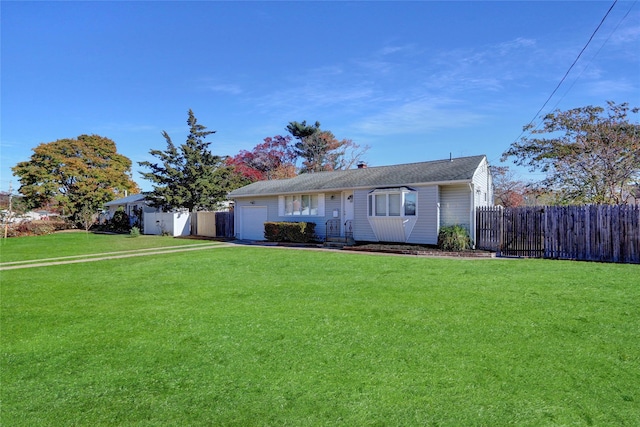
<box><xmin>2</xmin><ymin>1</ymin><xmax>639</xmax><ymax>192</ymax></box>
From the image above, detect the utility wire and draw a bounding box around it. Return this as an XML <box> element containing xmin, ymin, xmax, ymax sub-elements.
<box><xmin>550</xmin><ymin>0</ymin><xmax>637</xmax><ymax>113</ymax></box>
<box><xmin>512</xmin><ymin>0</ymin><xmax>618</xmax><ymax>144</ymax></box>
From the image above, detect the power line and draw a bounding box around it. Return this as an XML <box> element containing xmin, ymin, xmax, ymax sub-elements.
<box><xmin>512</xmin><ymin>0</ymin><xmax>619</xmax><ymax>144</ymax></box>
<box><xmin>550</xmin><ymin>0</ymin><xmax>637</xmax><ymax>113</ymax></box>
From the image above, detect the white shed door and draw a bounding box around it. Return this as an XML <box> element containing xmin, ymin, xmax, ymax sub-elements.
<box><xmin>240</xmin><ymin>206</ymin><xmax>267</xmax><ymax>241</ymax></box>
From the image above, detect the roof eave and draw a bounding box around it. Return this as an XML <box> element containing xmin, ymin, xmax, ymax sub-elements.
<box><xmin>228</xmin><ymin>178</ymin><xmax>474</xmax><ymax>198</ymax></box>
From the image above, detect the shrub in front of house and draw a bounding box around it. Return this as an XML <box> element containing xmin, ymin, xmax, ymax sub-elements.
<box><xmin>438</xmin><ymin>225</ymin><xmax>472</xmax><ymax>251</ymax></box>
<box><xmin>264</xmin><ymin>222</ymin><xmax>316</xmax><ymax>243</ymax></box>
<box><xmin>106</xmin><ymin>210</ymin><xmax>132</xmax><ymax>233</ymax></box>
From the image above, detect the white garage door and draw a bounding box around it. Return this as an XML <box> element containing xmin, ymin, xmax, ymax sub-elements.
<box><xmin>240</xmin><ymin>206</ymin><xmax>268</xmax><ymax>241</ymax></box>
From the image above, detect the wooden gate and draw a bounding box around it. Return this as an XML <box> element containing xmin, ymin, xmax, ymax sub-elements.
<box><xmin>500</xmin><ymin>207</ymin><xmax>545</xmax><ymax>257</ymax></box>
<box><xmin>476</xmin><ymin>206</ymin><xmax>502</xmax><ymax>252</ymax></box>
<box><xmin>194</xmin><ymin>211</ymin><xmax>234</xmax><ymax>238</ymax></box>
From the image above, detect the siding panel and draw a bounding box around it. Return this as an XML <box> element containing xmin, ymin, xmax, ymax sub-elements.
<box><xmin>235</xmin><ymin>193</ymin><xmax>342</xmax><ymax>240</ymax></box>
<box><xmin>440</xmin><ymin>184</ymin><xmax>471</xmax><ymax>230</ymax></box>
<box><xmin>407</xmin><ymin>186</ymin><xmax>439</xmax><ymax>244</ymax></box>
<box><xmin>353</xmin><ymin>190</ymin><xmax>378</xmax><ymax>242</ymax></box>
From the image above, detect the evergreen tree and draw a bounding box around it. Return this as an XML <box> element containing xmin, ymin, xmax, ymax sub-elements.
<box><xmin>139</xmin><ymin>110</ymin><xmax>233</xmax><ymax>211</ymax></box>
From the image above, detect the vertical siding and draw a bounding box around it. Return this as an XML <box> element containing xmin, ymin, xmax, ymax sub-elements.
<box><xmin>440</xmin><ymin>184</ymin><xmax>471</xmax><ymax>231</ymax></box>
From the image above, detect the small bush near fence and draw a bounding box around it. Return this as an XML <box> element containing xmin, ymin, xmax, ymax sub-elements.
<box><xmin>438</xmin><ymin>225</ymin><xmax>472</xmax><ymax>251</ymax></box>
<box><xmin>264</xmin><ymin>222</ymin><xmax>316</xmax><ymax>243</ymax></box>
<box><xmin>129</xmin><ymin>226</ymin><xmax>141</xmax><ymax>238</ymax></box>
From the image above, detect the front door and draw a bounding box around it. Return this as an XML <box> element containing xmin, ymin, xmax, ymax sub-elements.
<box><xmin>342</xmin><ymin>191</ymin><xmax>354</xmax><ymax>237</ymax></box>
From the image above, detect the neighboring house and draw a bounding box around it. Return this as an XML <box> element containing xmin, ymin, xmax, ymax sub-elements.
<box><xmin>103</xmin><ymin>194</ymin><xmax>159</xmax><ymax>227</ymax></box>
<box><xmin>2</xmin><ymin>210</ymin><xmax>59</xmax><ymax>223</ymax></box>
<box><xmin>227</xmin><ymin>155</ymin><xmax>493</xmax><ymax>245</ymax></box>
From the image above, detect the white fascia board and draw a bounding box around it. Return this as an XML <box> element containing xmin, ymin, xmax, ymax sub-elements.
<box><xmin>230</xmin><ymin>179</ymin><xmax>474</xmax><ymax>198</ymax></box>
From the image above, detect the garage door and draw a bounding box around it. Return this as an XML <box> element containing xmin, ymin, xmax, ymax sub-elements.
<box><xmin>240</xmin><ymin>206</ymin><xmax>268</xmax><ymax>241</ymax></box>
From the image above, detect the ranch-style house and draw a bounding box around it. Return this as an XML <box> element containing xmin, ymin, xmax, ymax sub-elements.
<box><xmin>227</xmin><ymin>154</ymin><xmax>494</xmax><ymax>246</ymax></box>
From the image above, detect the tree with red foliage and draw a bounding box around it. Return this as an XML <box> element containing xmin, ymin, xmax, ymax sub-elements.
<box><xmin>490</xmin><ymin>166</ymin><xmax>529</xmax><ymax>207</ymax></box>
<box><xmin>227</xmin><ymin>135</ymin><xmax>297</xmax><ymax>182</ymax></box>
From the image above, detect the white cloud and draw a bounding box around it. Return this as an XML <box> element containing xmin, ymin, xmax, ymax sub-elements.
<box><xmin>96</xmin><ymin>123</ymin><xmax>158</xmax><ymax>133</ymax></box>
<box><xmin>352</xmin><ymin>97</ymin><xmax>486</xmax><ymax>136</ymax></box>
<box><xmin>585</xmin><ymin>78</ymin><xmax>638</xmax><ymax>97</ymax></box>
<box><xmin>207</xmin><ymin>83</ymin><xmax>243</xmax><ymax>95</ymax></box>
<box><xmin>608</xmin><ymin>12</ymin><xmax>640</xmax><ymax>45</ymax></box>
<box><xmin>377</xmin><ymin>43</ymin><xmax>419</xmax><ymax>56</ymax></box>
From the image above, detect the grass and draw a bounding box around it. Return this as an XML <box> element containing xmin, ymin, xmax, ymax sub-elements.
<box><xmin>0</xmin><ymin>232</ymin><xmax>216</xmax><ymax>264</ymax></box>
<box><xmin>1</xmin><ymin>234</ymin><xmax>639</xmax><ymax>425</ymax></box>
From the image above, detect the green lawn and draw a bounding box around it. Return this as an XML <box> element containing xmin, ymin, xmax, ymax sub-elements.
<box><xmin>0</xmin><ymin>232</ymin><xmax>217</xmax><ymax>264</ymax></box>
<box><xmin>1</xmin><ymin>234</ymin><xmax>639</xmax><ymax>426</ymax></box>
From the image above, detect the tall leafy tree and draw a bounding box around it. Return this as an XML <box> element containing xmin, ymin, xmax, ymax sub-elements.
<box><xmin>490</xmin><ymin>166</ymin><xmax>529</xmax><ymax>207</ymax></box>
<box><xmin>12</xmin><ymin>134</ymin><xmax>139</xmax><ymax>222</ymax></box>
<box><xmin>502</xmin><ymin>101</ymin><xmax>640</xmax><ymax>204</ymax></box>
<box><xmin>139</xmin><ymin>110</ymin><xmax>234</xmax><ymax>212</ymax></box>
<box><xmin>227</xmin><ymin>135</ymin><xmax>297</xmax><ymax>182</ymax></box>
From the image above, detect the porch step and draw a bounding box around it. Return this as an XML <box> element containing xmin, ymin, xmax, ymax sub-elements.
<box><xmin>323</xmin><ymin>236</ymin><xmax>355</xmax><ymax>249</ymax></box>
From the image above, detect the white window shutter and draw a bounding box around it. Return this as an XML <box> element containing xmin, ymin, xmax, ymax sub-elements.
<box><xmin>317</xmin><ymin>193</ymin><xmax>325</xmax><ymax>217</ymax></box>
<box><xmin>278</xmin><ymin>196</ymin><xmax>285</xmax><ymax>216</ymax></box>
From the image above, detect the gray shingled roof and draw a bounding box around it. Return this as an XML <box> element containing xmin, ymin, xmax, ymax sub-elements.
<box><xmin>104</xmin><ymin>193</ymin><xmax>147</xmax><ymax>206</ymax></box>
<box><xmin>228</xmin><ymin>155</ymin><xmax>486</xmax><ymax>197</ymax></box>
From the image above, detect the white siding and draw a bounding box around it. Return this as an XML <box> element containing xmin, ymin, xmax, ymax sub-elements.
<box><xmin>440</xmin><ymin>184</ymin><xmax>471</xmax><ymax>231</ymax></box>
<box><xmin>471</xmin><ymin>157</ymin><xmax>493</xmax><ymax>207</ymax></box>
<box><xmin>233</xmin><ymin>170</ymin><xmax>485</xmax><ymax>245</ymax></box>
<box><xmin>234</xmin><ymin>193</ymin><xmax>341</xmax><ymax>240</ymax></box>
<box><xmin>353</xmin><ymin>186</ymin><xmax>439</xmax><ymax>244</ymax></box>
<box><xmin>353</xmin><ymin>190</ymin><xmax>377</xmax><ymax>241</ymax></box>
<box><xmin>407</xmin><ymin>185</ymin><xmax>439</xmax><ymax>245</ymax></box>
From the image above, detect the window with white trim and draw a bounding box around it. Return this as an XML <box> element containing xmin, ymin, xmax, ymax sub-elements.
<box><xmin>279</xmin><ymin>194</ymin><xmax>325</xmax><ymax>216</ymax></box>
<box><xmin>368</xmin><ymin>188</ymin><xmax>417</xmax><ymax>217</ymax></box>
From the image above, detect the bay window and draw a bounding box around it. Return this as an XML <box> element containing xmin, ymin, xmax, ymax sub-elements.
<box><xmin>368</xmin><ymin>187</ymin><xmax>417</xmax><ymax>217</ymax></box>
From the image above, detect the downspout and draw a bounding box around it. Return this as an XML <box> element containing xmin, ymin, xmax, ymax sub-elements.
<box><xmin>436</xmin><ymin>185</ymin><xmax>441</xmax><ymax>242</ymax></box>
<box><xmin>487</xmin><ymin>161</ymin><xmax>493</xmax><ymax>206</ymax></box>
<box><xmin>469</xmin><ymin>182</ymin><xmax>476</xmax><ymax>249</ymax></box>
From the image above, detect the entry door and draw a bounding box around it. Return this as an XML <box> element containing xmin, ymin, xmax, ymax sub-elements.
<box><xmin>342</xmin><ymin>191</ymin><xmax>354</xmax><ymax>236</ymax></box>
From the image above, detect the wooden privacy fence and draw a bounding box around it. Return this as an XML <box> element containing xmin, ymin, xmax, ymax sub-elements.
<box><xmin>476</xmin><ymin>205</ymin><xmax>640</xmax><ymax>263</ymax></box>
<box><xmin>192</xmin><ymin>211</ymin><xmax>234</xmax><ymax>238</ymax></box>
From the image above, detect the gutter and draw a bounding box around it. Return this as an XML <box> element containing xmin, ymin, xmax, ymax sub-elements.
<box><xmin>228</xmin><ymin>179</ymin><xmax>474</xmax><ymax>198</ymax></box>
